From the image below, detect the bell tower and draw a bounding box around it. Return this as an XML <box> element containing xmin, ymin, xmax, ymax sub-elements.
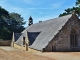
<box><xmin>28</xmin><ymin>16</ymin><xmax>33</xmax><ymax>26</ymax></box>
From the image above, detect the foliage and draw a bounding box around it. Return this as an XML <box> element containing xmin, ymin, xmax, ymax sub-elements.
<box><xmin>0</xmin><ymin>6</ymin><xmax>26</xmax><ymax>40</ymax></box>
<box><xmin>9</xmin><ymin>13</ymin><xmax>25</xmax><ymax>33</ymax></box>
<box><xmin>59</xmin><ymin>0</ymin><xmax>80</xmax><ymax>17</ymax></box>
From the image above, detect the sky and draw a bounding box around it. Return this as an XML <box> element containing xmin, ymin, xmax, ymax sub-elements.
<box><xmin>0</xmin><ymin>0</ymin><xmax>76</xmax><ymax>27</ymax></box>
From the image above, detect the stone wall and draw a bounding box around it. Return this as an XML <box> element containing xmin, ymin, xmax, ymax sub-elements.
<box><xmin>28</xmin><ymin>47</ymin><xmax>41</xmax><ymax>53</ymax></box>
<box><xmin>0</xmin><ymin>40</ymin><xmax>11</xmax><ymax>46</ymax></box>
<box><xmin>13</xmin><ymin>43</ymin><xmax>27</xmax><ymax>51</ymax></box>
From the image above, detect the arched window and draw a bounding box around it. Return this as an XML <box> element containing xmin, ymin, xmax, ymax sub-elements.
<box><xmin>70</xmin><ymin>30</ymin><xmax>78</xmax><ymax>47</ymax></box>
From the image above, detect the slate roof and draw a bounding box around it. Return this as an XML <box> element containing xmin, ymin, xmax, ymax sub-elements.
<box><xmin>27</xmin><ymin>32</ymin><xmax>40</xmax><ymax>45</ymax></box>
<box><xmin>14</xmin><ymin>33</ymin><xmax>22</xmax><ymax>42</ymax></box>
<box><xmin>15</xmin><ymin>34</ymin><xmax>23</xmax><ymax>46</ymax></box>
<box><xmin>21</xmin><ymin>14</ymin><xmax>73</xmax><ymax>51</ymax></box>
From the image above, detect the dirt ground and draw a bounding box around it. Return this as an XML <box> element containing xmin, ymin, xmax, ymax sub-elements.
<box><xmin>35</xmin><ymin>52</ymin><xmax>80</xmax><ymax>60</ymax></box>
<box><xmin>0</xmin><ymin>46</ymin><xmax>80</xmax><ymax>60</ymax></box>
<box><xmin>0</xmin><ymin>48</ymin><xmax>53</xmax><ymax>60</ymax></box>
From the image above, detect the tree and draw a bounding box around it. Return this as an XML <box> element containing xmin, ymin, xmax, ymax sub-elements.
<box><xmin>76</xmin><ymin>0</ymin><xmax>80</xmax><ymax>6</ymax></box>
<box><xmin>9</xmin><ymin>13</ymin><xmax>26</xmax><ymax>33</ymax></box>
<box><xmin>0</xmin><ymin>6</ymin><xmax>26</xmax><ymax>40</ymax></box>
<box><xmin>59</xmin><ymin>7</ymin><xmax>76</xmax><ymax>17</ymax></box>
<box><xmin>59</xmin><ymin>0</ymin><xmax>80</xmax><ymax>17</ymax></box>
<box><xmin>76</xmin><ymin>0</ymin><xmax>80</xmax><ymax>16</ymax></box>
<box><xmin>0</xmin><ymin>6</ymin><xmax>10</xmax><ymax>40</ymax></box>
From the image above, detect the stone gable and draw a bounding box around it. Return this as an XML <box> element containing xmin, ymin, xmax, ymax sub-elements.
<box><xmin>44</xmin><ymin>14</ymin><xmax>80</xmax><ymax>52</ymax></box>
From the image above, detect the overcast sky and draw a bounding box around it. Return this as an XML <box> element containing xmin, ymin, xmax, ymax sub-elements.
<box><xmin>0</xmin><ymin>0</ymin><xmax>76</xmax><ymax>27</ymax></box>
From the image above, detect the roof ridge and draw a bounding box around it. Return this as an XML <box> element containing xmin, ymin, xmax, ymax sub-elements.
<box><xmin>29</xmin><ymin>14</ymin><xmax>72</xmax><ymax>26</ymax></box>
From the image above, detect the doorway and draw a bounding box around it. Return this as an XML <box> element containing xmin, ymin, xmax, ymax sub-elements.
<box><xmin>52</xmin><ymin>45</ymin><xmax>56</xmax><ymax>52</ymax></box>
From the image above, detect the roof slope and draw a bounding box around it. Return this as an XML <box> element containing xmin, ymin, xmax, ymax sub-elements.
<box><xmin>14</xmin><ymin>33</ymin><xmax>22</xmax><ymax>42</ymax></box>
<box><xmin>28</xmin><ymin>32</ymin><xmax>40</xmax><ymax>45</ymax></box>
<box><xmin>14</xmin><ymin>33</ymin><xmax>23</xmax><ymax>46</ymax></box>
<box><xmin>22</xmin><ymin>14</ymin><xmax>72</xmax><ymax>50</ymax></box>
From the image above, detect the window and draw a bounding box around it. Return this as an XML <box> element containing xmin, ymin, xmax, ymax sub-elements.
<box><xmin>23</xmin><ymin>37</ymin><xmax>25</xmax><ymax>45</ymax></box>
<box><xmin>70</xmin><ymin>30</ymin><xmax>78</xmax><ymax>47</ymax></box>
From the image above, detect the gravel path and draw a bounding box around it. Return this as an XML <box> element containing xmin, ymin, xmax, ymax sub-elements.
<box><xmin>0</xmin><ymin>46</ymin><xmax>18</xmax><ymax>51</ymax></box>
